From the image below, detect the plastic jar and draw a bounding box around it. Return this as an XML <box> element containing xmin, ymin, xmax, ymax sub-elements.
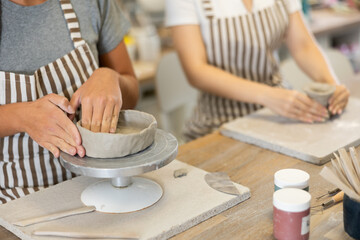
<box><xmin>273</xmin><ymin>188</ymin><xmax>311</xmax><ymax>240</ymax></box>
<box><xmin>274</xmin><ymin>169</ymin><xmax>310</xmax><ymax>192</ymax></box>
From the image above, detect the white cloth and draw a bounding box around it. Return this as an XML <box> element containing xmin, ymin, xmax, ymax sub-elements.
<box><xmin>165</xmin><ymin>0</ymin><xmax>301</xmax><ymax>27</ymax></box>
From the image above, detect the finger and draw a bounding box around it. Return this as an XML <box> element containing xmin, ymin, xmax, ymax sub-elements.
<box><xmin>90</xmin><ymin>101</ymin><xmax>106</xmax><ymax>132</ymax></box>
<box><xmin>54</xmin><ymin>121</ymin><xmax>81</xmax><ymax>147</ymax></box>
<box><xmin>100</xmin><ymin>102</ymin><xmax>114</xmax><ymax>133</ymax></box>
<box><xmin>288</xmin><ymin>97</ymin><xmax>325</xmax><ymax>122</ymax></box>
<box><xmin>42</xmin><ymin>142</ymin><xmax>60</xmax><ymax>158</ymax></box>
<box><xmin>53</xmin><ymin>124</ymin><xmax>77</xmax><ymax>147</ymax></box>
<box><xmin>110</xmin><ymin>105</ymin><xmax>120</xmax><ymax>133</ymax></box>
<box><xmin>75</xmin><ymin>145</ymin><xmax>86</xmax><ymax>158</ymax></box>
<box><xmin>81</xmin><ymin>99</ymin><xmax>93</xmax><ymax>130</ymax></box>
<box><xmin>296</xmin><ymin>95</ymin><xmax>328</xmax><ymax>117</ymax></box>
<box><xmin>49</xmin><ymin>136</ymin><xmax>77</xmax><ymax>156</ymax></box>
<box><xmin>48</xmin><ymin>94</ymin><xmax>75</xmax><ymax>114</ymax></box>
<box><xmin>50</xmin><ymin>107</ymin><xmax>82</xmax><ymax>146</ymax></box>
<box><xmin>70</xmin><ymin>90</ymin><xmax>81</xmax><ymax>112</ymax></box>
<box><xmin>285</xmin><ymin>110</ymin><xmax>313</xmax><ymax>123</ymax></box>
<box><xmin>328</xmin><ymin>90</ymin><xmax>340</xmax><ymax>106</ymax></box>
<box><xmin>62</xmin><ymin>117</ymin><xmax>82</xmax><ymax>146</ymax></box>
<box><xmin>329</xmin><ymin>90</ymin><xmax>349</xmax><ymax>114</ymax></box>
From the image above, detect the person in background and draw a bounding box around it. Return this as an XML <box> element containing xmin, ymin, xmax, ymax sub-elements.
<box><xmin>166</xmin><ymin>0</ymin><xmax>350</xmax><ymax>141</ymax></box>
<box><xmin>0</xmin><ymin>0</ymin><xmax>139</xmax><ymax>203</ymax></box>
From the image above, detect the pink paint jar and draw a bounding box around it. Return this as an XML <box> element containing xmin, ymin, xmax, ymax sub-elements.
<box><xmin>273</xmin><ymin>188</ymin><xmax>311</xmax><ymax>240</ymax></box>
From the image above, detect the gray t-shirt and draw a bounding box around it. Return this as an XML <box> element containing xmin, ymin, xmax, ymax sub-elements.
<box><xmin>0</xmin><ymin>0</ymin><xmax>130</xmax><ymax>75</ymax></box>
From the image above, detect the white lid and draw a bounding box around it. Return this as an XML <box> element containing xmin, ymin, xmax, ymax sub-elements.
<box><xmin>273</xmin><ymin>188</ymin><xmax>311</xmax><ymax>212</ymax></box>
<box><xmin>274</xmin><ymin>169</ymin><xmax>310</xmax><ymax>189</ymax></box>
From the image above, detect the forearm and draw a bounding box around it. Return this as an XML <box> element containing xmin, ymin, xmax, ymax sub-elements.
<box><xmin>117</xmin><ymin>72</ymin><xmax>139</xmax><ymax>109</ymax></box>
<box><xmin>172</xmin><ymin>24</ymin><xmax>272</xmax><ymax>106</ymax></box>
<box><xmin>0</xmin><ymin>103</ymin><xmax>27</xmax><ymax>137</ymax></box>
<box><xmin>289</xmin><ymin>41</ymin><xmax>338</xmax><ymax>85</ymax></box>
<box><xmin>286</xmin><ymin>12</ymin><xmax>339</xmax><ymax>85</ymax></box>
<box><xmin>185</xmin><ymin>61</ymin><xmax>272</xmax><ymax>106</ymax></box>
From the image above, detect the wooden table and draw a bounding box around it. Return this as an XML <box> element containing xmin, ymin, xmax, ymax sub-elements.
<box><xmin>0</xmin><ymin>132</ymin><xmax>355</xmax><ymax>239</ymax></box>
<box><xmin>171</xmin><ymin>132</ymin><xmax>355</xmax><ymax>240</ymax></box>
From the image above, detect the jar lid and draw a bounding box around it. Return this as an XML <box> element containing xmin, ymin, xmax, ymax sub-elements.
<box><xmin>274</xmin><ymin>169</ymin><xmax>309</xmax><ymax>189</ymax></box>
<box><xmin>273</xmin><ymin>188</ymin><xmax>311</xmax><ymax>212</ymax></box>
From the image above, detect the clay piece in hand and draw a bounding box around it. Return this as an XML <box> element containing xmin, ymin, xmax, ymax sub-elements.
<box><xmin>303</xmin><ymin>82</ymin><xmax>336</xmax><ymax>107</ymax></box>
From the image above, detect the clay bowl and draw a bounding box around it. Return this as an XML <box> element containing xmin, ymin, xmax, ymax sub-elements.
<box><xmin>77</xmin><ymin>110</ymin><xmax>157</xmax><ymax>158</ymax></box>
<box><xmin>303</xmin><ymin>82</ymin><xmax>336</xmax><ymax>107</ymax></box>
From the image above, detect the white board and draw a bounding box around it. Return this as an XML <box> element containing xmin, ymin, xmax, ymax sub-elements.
<box><xmin>0</xmin><ymin>160</ymin><xmax>250</xmax><ymax>240</ymax></box>
<box><xmin>221</xmin><ymin>97</ymin><xmax>360</xmax><ymax>165</ymax></box>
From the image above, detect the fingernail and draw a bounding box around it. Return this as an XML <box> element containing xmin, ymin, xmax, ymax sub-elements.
<box><xmin>338</xmin><ymin>109</ymin><xmax>342</xmax><ymax>114</ymax></box>
<box><xmin>110</xmin><ymin>128</ymin><xmax>116</xmax><ymax>133</ymax></box>
<box><xmin>78</xmin><ymin>149</ymin><xmax>84</xmax><ymax>157</ymax></box>
<box><xmin>69</xmin><ymin>148</ymin><xmax>76</xmax><ymax>155</ymax></box>
<box><xmin>68</xmin><ymin>105</ymin><xmax>75</xmax><ymax>113</ymax></box>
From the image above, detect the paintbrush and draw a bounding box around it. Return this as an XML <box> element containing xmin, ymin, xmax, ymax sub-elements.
<box><xmin>322</xmin><ymin>191</ymin><xmax>344</xmax><ymax>209</ymax></box>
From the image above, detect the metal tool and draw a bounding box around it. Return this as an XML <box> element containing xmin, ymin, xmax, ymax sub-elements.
<box><xmin>322</xmin><ymin>191</ymin><xmax>344</xmax><ymax>210</ymax></box>
<box><xmin>316</xmin><ymin>188</ymin><xmax>341</xmax><ymax>200</ymax></box>
<box><xmin>204</xmin><ymin>172</ymin><xmax>240</xmax><ymax>196</ymax></box>
<box><xmin>14</xmin><ymin>206</ymin><xmax>96</xmax><ymax>227</ymax></box>
<box><xmin>32</xmin><ymin>230</ymin><xmax>138</xmax><ymax>239</ymax></box>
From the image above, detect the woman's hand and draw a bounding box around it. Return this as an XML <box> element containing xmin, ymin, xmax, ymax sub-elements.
<box><xmin>328</xmin><ymin>84</ymin><xmax>350</xmax><ymax>115</ymax></box>
<box><xmin>22</xmin><ymin>93</ymin><xmax>84</xmax><ymax>158</ymax></box>
<box><xmin>263</xmin><ymin>88</ymin><xmax>329</xmax><ymax>123</ymax></box>
<box><xmin>70</xmin><ymin>68</ymin><xmax>123</xmax><ymax>133</ymax></box>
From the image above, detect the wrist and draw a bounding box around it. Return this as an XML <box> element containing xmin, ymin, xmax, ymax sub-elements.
<box><xmin>14</xmin><ymin>102</ymin><xmax>31</xmax><ymax>133</ymax></box>
<box><xmin>0</xmin><ymin>102</ymin><xmax>30</xmax><ymax>137</ymax></box>
<box><xmin>254</xmin><ymin>84</ymin><xmax>274</xmax><ymax>106</ymax></box>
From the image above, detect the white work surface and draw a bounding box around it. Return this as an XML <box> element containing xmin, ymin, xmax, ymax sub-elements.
<box><xmin>0</xmin><ymin>160</ymin><xmax>250</xmax><ymax>240</ymax></box>
<box><xmin>221</xmin><ymin>97</ymin><xmax>360</xmax><ymax>165</ymax></box>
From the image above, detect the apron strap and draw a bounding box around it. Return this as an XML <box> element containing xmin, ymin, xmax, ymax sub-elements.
<box><xmin>59</xmin><ymin>0</ymin><xmax>86</xmax><ymax>48</ymax></box>
<box><xmin>201</xmin><ymin>0</ymin><xmax>214</xmax><ymax>18</ymax></box>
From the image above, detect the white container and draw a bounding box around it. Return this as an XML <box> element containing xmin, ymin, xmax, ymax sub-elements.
<box><xmin>274</xmin><ymin>169</ymin><xmax>310</xmax><ymax>191</ymax></box>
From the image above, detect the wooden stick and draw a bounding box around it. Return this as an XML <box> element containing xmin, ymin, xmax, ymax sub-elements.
<box><xmin>338</xmin><ymin>148</ymin><xmax>360</xmax><ymax>194</ymax></box>
<box><xmin>349</xmin><ymin>147</ymin><xmax>360</xmax><ymax>179</ymax></box>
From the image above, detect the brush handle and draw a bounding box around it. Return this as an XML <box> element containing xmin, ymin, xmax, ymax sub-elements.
<box><xmin>332</xmin><ymin>191</ymin><xmax>344</xmax><ymax>203</ymax></box>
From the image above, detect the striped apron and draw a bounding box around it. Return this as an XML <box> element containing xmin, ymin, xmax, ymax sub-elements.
<box><xmin>184</xmin><ymin>0</ymin><xmax>289</xmax><ymax>140</ymax></box>
<box><xmin>0</xmin><ymin>0</ymin><xmax>98</xmax><ymax>204</ymax></box>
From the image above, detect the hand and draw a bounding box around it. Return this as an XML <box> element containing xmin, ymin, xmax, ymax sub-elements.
<box><xmin>22</xmin><ymin>94</ymin><xmax>85</xmax><ymax>158</ymax></box>
<box><xmin>263</xmin><ymin>88</ymin><xmax>329</xmax><ymax>123</ymax></box>
<box><xmin>70</xmin><ymin>68</ymin><xmax>122</xmax><ymax>133</ymax></box>
<box><xmin>328</xmin><ymin>84</ymin><xmax>350</xmax><ymax>115</ymax></box>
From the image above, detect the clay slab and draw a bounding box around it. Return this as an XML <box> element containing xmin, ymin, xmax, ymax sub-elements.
<box><xmin>220</xmin><ymin>97</ymin><xmax>360</xmax><ymax>165</ymax></box>
<box><xmin>0</xmin><ymin>160</ymin><xmax>250</xmax><ymax>240</ymax></box>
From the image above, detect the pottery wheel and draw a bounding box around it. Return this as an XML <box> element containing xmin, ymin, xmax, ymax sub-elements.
<box><xmin>59</xmin><ymin>129</ymin><xmax>178</xmax><ymax>213</ymax></box>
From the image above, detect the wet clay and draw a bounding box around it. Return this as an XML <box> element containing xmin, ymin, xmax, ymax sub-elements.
<box><xmin>303</xmin><ymin>82</ymin><xmax>336</xmax><ymax>107</ymax></box>
<box><xmin>115</xmin><ymin>126</ymin><xmax>143</xmax><ymax>134</ymax></box>
<box><xmin>77</xmin><ymin>110</ymin><xmax>157</xmax><ymax>158</ymax></box>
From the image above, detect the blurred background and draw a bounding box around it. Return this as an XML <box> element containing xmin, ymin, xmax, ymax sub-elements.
<box><xmin>119</xmin><ymin>0</ymin><xmax>360</xmax><ymax>144</ymax></box>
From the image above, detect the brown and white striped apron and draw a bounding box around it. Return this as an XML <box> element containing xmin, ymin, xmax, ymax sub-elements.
<box><xmin>184</xmin><ymin>0</ymin><xmax>289</xmax><ymax>140</ymax></box>
<box><xmin>0</xmin><ymin>0</ymin><xmax>98</xmax><ymax>203</ymax></box>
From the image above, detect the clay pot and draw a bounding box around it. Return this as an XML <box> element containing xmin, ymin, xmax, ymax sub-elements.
<box><xmin>77</xmin><ymin>110</ymin><xmax>157</xmax><ymax>158</ymax></box>
<box><xmin>303</xmin><ymin>82</ymin><xmax>336</xmax><ymax>107</ymax></box>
